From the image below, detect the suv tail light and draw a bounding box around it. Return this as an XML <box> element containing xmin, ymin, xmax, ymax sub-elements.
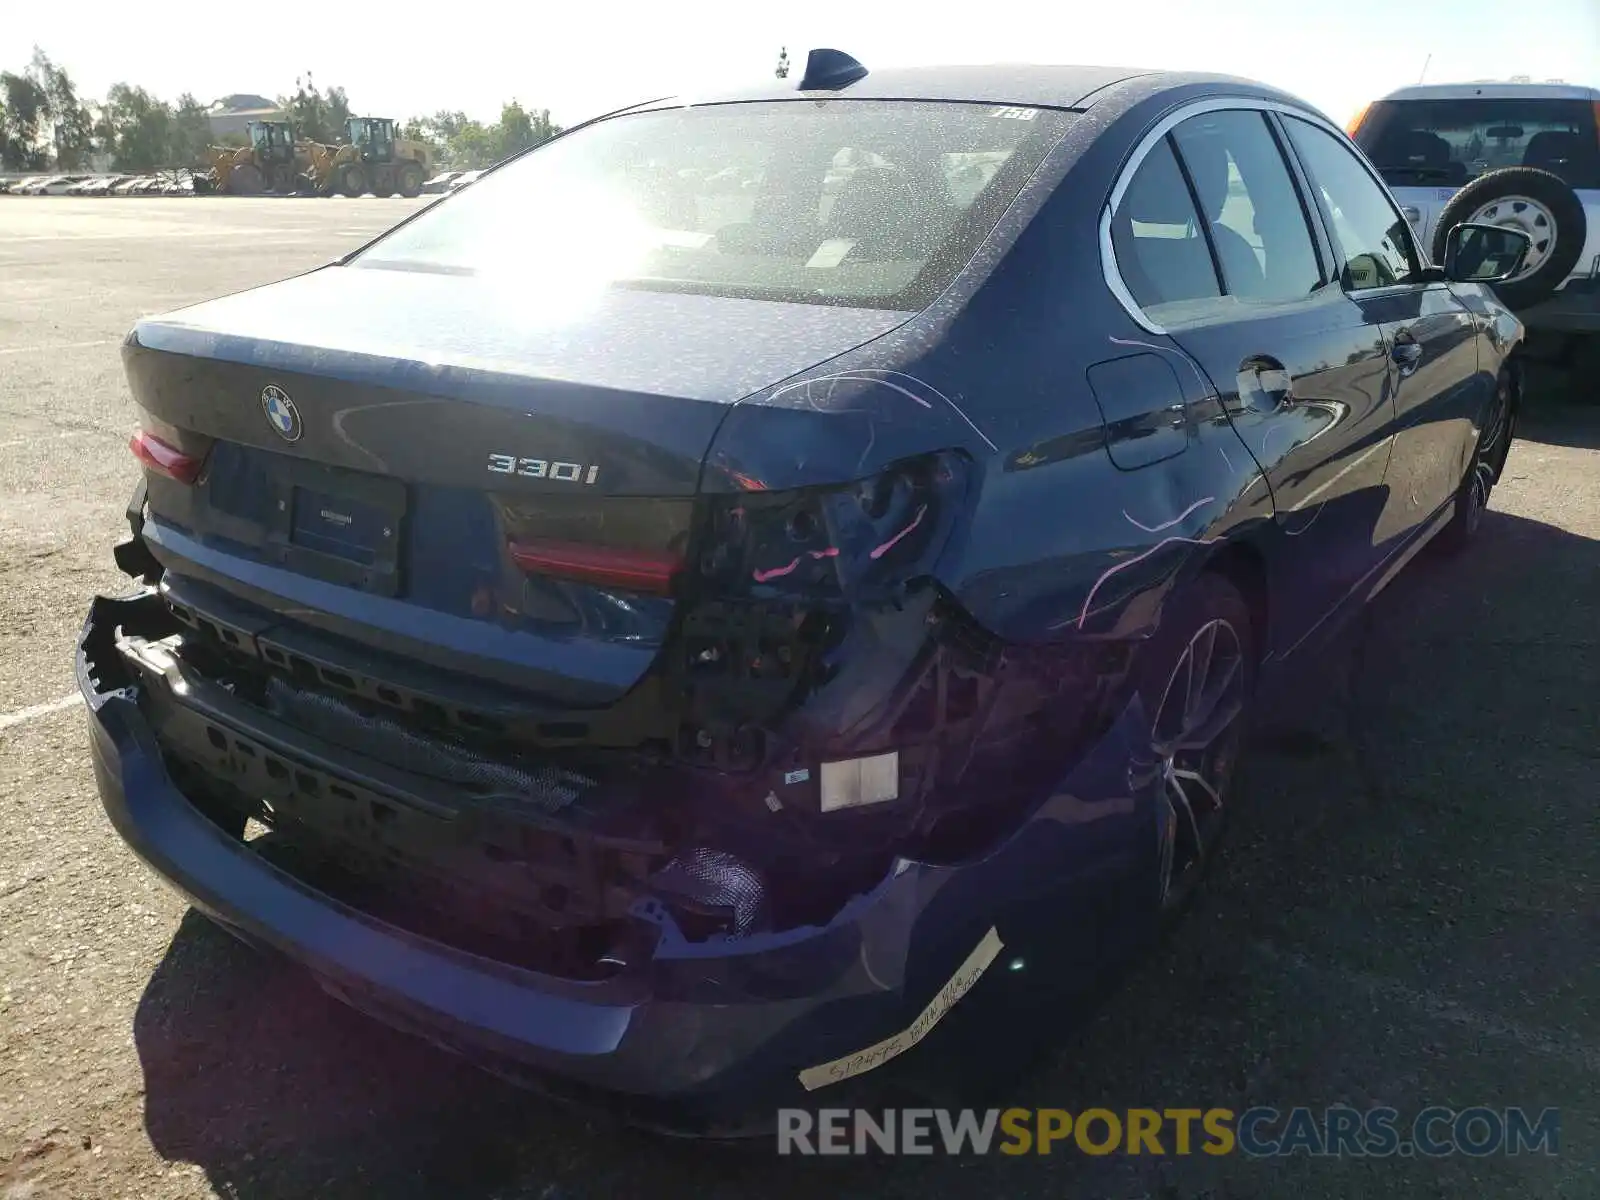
<box><xmin>1345</xmin><ymin>102</ymin><xmax>1372</xmax><ymax>138</ymax></box>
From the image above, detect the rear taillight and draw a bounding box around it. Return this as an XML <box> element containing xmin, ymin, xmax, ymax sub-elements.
<box><xmin>129</xmin><ymin>430</ymin><xmax>203</xmax><ymax>484</ymax></box>
<box><xmin>697</xmin><ymin>450</ymin><xmax>971</xmax><ymax>601</ymax></box>
<box><xmin>497</xmin><ymin>494</ymin><xmax>693</xmax><ymax>596</ymax></box>
<box><xmin>1345</xmin><ymin>102</ymin><xmax>1372</xmax><ymax>138</ymax></box>
<box><xmin>508</xmin><ymin>538</ymin><xmax>682</xmax><ymax>594</ymax></box>
<box><xmin>1592</xmin><ymin>101</ymin><xmax>1600</xmax><ymax>154</ymax></box>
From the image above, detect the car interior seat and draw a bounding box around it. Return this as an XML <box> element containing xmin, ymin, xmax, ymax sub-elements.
<box><xmin>1522</xmin><ymin>130</ymin><xmax>1594</xmax><ymax>184</ymax></box>
<box><xmin>1111</xmin><ymin>156</ymin><xmax>1221</xmax><ymax>307</ymax></box>
<box><xmin>1176</xmin><ymin>134</ymin><xmax>1270</xmax><ymax>298</ymax></box>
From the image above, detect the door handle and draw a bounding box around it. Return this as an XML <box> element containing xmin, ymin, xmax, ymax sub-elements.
<box><xmin>1237</xmin><ymin>356</ymin><xmax>1293</xmax><ymax>413</ymax></box>
<box><xmin>1391</xmin><ymin>337</ymin><xmax>1423</xmax><ymax>375</ymax></box>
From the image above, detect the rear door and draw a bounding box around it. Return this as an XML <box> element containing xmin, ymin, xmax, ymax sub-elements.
<box><xmin>1108</xmin><ymin>105</ymin><xmax>1398</xmax><ymax>656</ymax></box>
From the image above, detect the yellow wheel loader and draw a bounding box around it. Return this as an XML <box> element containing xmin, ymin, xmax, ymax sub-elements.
<box><xmin>312</xmin><ymin>117</ymin><xmax>431</xmax><ymax>198</ymax></box>
<box><xmin>203</xmin><ymin>121</ymin><xmax>306</xmax><ymax>196</ymax></box>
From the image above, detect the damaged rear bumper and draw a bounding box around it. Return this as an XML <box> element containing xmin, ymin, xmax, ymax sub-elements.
<box><xmin>77</xmin><ymin>590</ymin><xmax>1156</xmax><ymax>1123</ymax></box>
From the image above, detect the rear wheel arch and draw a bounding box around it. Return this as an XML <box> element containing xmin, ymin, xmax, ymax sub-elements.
<box><xmin>1199</xmin><ymin>539</ymin><xmax>1269</xmax><ymax>670</ymax></box>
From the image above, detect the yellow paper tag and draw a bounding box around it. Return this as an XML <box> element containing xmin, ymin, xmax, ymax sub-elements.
<box><xmin>797</xmin><ymin>927</ymin><xmax>1004</xmax><ymax>1092</ymax></box>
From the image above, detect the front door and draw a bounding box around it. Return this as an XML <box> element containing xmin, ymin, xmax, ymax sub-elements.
<box><xmin>1279</xmin><ymin>115</ymin><xmax>1483</xmax><ymax>548</ymax></box>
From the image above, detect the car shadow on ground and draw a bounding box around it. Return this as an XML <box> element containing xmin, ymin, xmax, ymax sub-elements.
<box><xmin>133</xmin><ymin>494</ymin><xmax>1600</xmax><ymax>1199</ymax></box>
<box><xmin>1518</xmin><ymin>358</ymin><xmax>1598</xmax><ymax>447</ymax></box>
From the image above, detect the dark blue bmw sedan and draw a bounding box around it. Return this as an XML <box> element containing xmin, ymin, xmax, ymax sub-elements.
<box><xmin>79</xmin><ymin>51</ymin><xmax>1530</xmax><ymax>1129</ymax></box>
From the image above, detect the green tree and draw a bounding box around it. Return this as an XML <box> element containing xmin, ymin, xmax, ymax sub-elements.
<box><xmin>0</xmin><ymin>71</ymin><xmax>50</xmax><ymax>169</ymax></box>
<box><xmin>326</xmin><ymin>85</ymin><xmax>352</xmax><ymax>137</ymax></box>
<box><xmin>169</xmin><ymin>92</ymin><xmax>214</xmax><ymax>166</ymax></box>
<box><xmin>403</xmin><ymin>109</ymin><xmax>490</xmax><ymax>169</ymax></box>
<box><xmin>492</xmin><ymin>100</ymin><xmax>559</xmax><ymax>160</ymax></box>
<box><xmin>29</xmin><ymin>50</ymin><xmax>92</xmax><ymax>167</ymax></box>
<box><xmin>102</xmin><ymin>83</ymin><xmax>174</xmax><ymax>170</ymax></box>
<box><xmin>280</xmin><ymin>72</ymin><xmax>353</xmax><ymax>144</ymax></box>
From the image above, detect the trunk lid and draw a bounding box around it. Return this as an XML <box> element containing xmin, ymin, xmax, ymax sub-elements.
<box><xmin>126</xmin><ymin>265</ymin><xmax>906</xmax><ymax>706</ymax></box>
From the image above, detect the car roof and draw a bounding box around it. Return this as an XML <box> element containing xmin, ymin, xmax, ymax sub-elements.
<box><xmin>671</xmin><ymin>63</ymin><xmax>1162</xmax><ymax>111</ymax></box>
<box><xmin>1380</xmin><ymin>81</ymin><xmax>1600</xmax><ymax>102</ymax></box>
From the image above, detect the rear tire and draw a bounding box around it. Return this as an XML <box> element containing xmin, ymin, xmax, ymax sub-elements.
<box><xmin>1133</xmin><ymin>572</ymin><xmax>1256</xmax><ymax>918</ymax></box>
<box><xmin>1431</xmin><ymin>168</ymin><xmax>1586</xmax><ymax>311</ymax></box>
<box><xmin>1439</xmin><ymin>364</ymin><xmax>1517</xmax><ymax>552</ymax></box>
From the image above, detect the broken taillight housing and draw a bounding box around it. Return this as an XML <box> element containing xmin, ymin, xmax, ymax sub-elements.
<box><xmin>696</xmin><ymin>450</ymin><xmax>972</xmax><ymax>600</ymax></box>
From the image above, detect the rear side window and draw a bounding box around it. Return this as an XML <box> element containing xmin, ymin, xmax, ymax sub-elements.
<box><xmin>353</xmin><ymin>100</ymin><xmax>1074</xmax><ymax>311</ymax></box>
<box><xmin>1355</xmin><ymin>97</ymin><xmax>1600</xmax><ymax>190</ymax></box>
<box><xmin>1110</xmin><ymin>139</ymin><xmax>1222</xmax><ymax>312</ymax></box>
<box><xmin>1169</xmin><ymin>110</ymin><xmax>1323</xmax><ymax>301</ymax></box>
<box><xmin>1109</xmin><ymin>109</ymin><xmax>1323</xmax><ymax>321</ymax></box>
<box><xmin>1284</xmin><ymin>117</ymin><xmax>1420</xmax><ymax>290</ymax></box>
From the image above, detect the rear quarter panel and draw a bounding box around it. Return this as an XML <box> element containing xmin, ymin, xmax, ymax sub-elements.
<box><xmin>714</xmin><ymin>80</ymin><xmax>1287</xmax><ymax>651</ymax></box>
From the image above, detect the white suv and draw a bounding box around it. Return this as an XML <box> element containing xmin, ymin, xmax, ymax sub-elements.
<box><xmin>1350</xmin><ymin>81</ymin><xmax>1599</xmax><ymax>340</ymax></box>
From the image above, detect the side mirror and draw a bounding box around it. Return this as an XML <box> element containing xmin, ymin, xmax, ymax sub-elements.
<box><xmin>1442</xmin><ymin>222</ymin><xmax>1532</xmax><ymax>284</ymax></box>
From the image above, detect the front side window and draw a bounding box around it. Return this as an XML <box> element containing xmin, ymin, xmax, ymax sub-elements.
<box><xmin>354</xmin><ymin>101</ymin><xmax>1074</xmax><ymax>310</ymax></box>
<box><xmin>1284</xmin><ymin>117</ymin><xmax>1419</xmax><ymax>290</ymax></box>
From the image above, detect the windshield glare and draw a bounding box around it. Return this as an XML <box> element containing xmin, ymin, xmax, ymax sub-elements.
<box><xmin>352</xmin><ymin>100</ymin><xmax>1073</xmax><ymax>309</ymax></box>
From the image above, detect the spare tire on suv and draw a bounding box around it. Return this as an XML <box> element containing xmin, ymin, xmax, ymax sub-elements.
<box><xmin>1431</xmin><ymin>166</ymin><xmax>1588</xmax><ymax>311</ymax></box>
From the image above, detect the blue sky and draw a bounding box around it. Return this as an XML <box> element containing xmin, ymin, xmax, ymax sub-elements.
<box><xmin>3</xmin><ymin>0</ymin><xmax>1597</xmax><ymax>129</ymax></box>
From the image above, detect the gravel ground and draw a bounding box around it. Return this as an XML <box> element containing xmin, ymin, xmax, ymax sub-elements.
<box><xmin>1</xmin><ymin>198</ymin><xmax>1596</xmax><ymax>1200</ymax></box>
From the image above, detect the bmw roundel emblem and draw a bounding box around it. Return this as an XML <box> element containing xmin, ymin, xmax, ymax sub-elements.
<box><xmin>260</xmin><ymin>384</ymin><xmax>302</xmax><ymax>442</ymax></box>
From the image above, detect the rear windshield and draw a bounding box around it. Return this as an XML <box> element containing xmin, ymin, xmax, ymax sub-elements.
<box><xmin>1355</xmin><ymin>97</ymin><xmax>1600</xmax><ymax>190</ymax></box>
<box><xmin>352</xmin><ymin>100</ymin><xmax>1073</xmax><ymax>309</ymax></box>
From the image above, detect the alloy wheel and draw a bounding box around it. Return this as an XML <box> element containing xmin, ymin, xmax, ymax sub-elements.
<box><xmin>1152</xmin><ymin>617</ymin><xmax>1247</xmax><ymax>910</ymax></box>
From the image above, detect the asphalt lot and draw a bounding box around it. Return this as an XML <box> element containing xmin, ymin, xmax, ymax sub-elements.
<box><xmin>1</xmin><ymin>197</ymin><xmax>1597</xmax><ymax>1199</ymax></box>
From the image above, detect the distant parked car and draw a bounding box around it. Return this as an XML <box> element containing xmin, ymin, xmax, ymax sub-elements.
<box><xmin>28</xmin><ymin>176</ymin><xmax>89</xmax><ymax>195</ymax></box>
<box><xmin>422</xmin><ymin>170</ymin><xmax>462</xmax><ymax>193</ymax></box>
<box><xmin>111</xmin><ymin>177</ymin><xmax>146</xmax><ymax>195</ymax></box>
<box><xmin>69</xmin><ymin>177</ymin><xmax>122</xmax><ymax>196</ymax></box>
<box><xmin>446</xmin><ymin>169</ymin><xmax>484</xmax><ymax>191</ymax></box>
